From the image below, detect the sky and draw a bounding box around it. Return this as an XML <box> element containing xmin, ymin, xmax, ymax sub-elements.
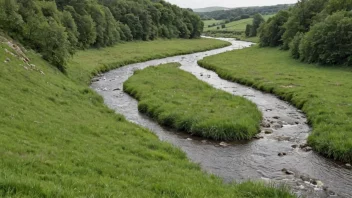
<box><xmin>165</xmin><ymin>0</ymin><xmax>298</xmax><ymax>9</ymax></box>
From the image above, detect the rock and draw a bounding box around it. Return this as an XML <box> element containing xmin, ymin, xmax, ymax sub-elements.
<box><xmin>291</xmin><ymin>145</ymin><xmax>298</xmax><ymax>149</ymax></box>
<box><xmin>328</xmin><ymin>190</ymin><xmax>336</xmax><ymax>196</ymax></box>
<box><xmin>273</xmin><ymin>116</ymin><xmax>280</xmax><ymax>119</ymax></box>
<box><xmin>254</xmin><ymin>135</ymin><xmax>264</xmax><ymax>139</ymax></box>
<box><xmin>207</xmin><ymin>74</ymin><xmax>211</xmax><ymax>78</ymax></box>
<box><xmin>346</xmin><ymin>163</ymin><xmax>351</xmax><ymax>168</ymax></box>
<box><xmin>303</xmin><ymin>146</ymin><xmax>313</xmax><ymax>152</ymax></box>
<box><xmin>5</xmin><ymin>57</ymin><xmax>10</xmax><ymax>62</ymax></box>
<box><xmin>201</xmin><ymin>140</ymin><xmax>207</xmax><ymax>143</ymax></box>
<box><xmin>278</xmin><ymin>152</ymin><xmax>287</xmax><ymax>157</ymax></box>
<box><xmin>91</xmin><ymin>78</ymin><xmax>100</xmax><ymax>82</ymax></box>
<box><xmin>300</xmin><ymin>143</ymin><xmax>308</xmax><ymax>149</ymax></box>
<box><xmin>103</xmin><ymin>88</ymin><xmax>108</xmax><ymax>91</ymax></box>
<box><xmin>273</xmin><ymin>124</ymin><xmax>283</xmax><ymax>129</ymax></box>
<box><xmin>295</xmin><ymin>121</ymin><xmax>300</xmax><ymax>125</ymax></box>
<box><xmin>264</xmin><ymin>129</ymin><xmax>273</xmax><ymax>134</ymax></box>
<box><xmin>311</xmin><ymin>179</ymin><xmax>318</xmax><ymax>185</ymax></box>
<box><xmin>300</xmin><ymin>175</ymin><xmax>310</xmax><ymax>182</ymax></box>
<box><xmin>219</xmin><ymin>142</ymin><xmax>229</xmax><ymax>147</ymax></box>
<box><xmin>316</xmin><ymin>180</ymin><xmax>324</xmax><ymax>187</ymax></box>
<box><xmin>186</xmin><ymin>138</ymin><xmax>192</xmax><ymax>141</ymax></box>
<box><xmin>282</xmin><ymin>168</ymin><xmax>294</xmax><ymax>175</ymax></box>
<box><xmin>200</xmin><ymin>73</ymin><xmax>204</xmax><ymax>77</ymax></box>
<box><xmin>113</xmin><ymin>88</ymin><xmax>121</xmax><ymax>91</ymax></box>
<box><xmin>276</xmin><ymin>136</ymin><xmax>291</xmax><ymax>141</ymax></box>
<box><xmin>261</xmin><ymin>121</ymin><xmax>271</xmax><ymax>128</ymax></box>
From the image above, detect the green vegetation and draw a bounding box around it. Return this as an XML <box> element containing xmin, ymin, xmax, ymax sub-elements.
<box><xmin>67</xmin><ymin>38</ymin><xmax>230</xmax><ymax>85</ymax></box>
<box><xmin>0</xmin><ymin>0</ymin><xmax>204</xmax><ymax>71</ymax></box>
<box><xmin>198</xmin><ymin>4</ymin><xmax>291</xmax><ymax>20</ymax></box>
<box><xmin>198</xmin><ymin>46</ymin><xmax>352</xmax><ymax>163</ymax></box>
<box><xmin>203</xmin><ymin>15</ymin><xmax>273</xmax><ymax>43</ymax></box>
<box><xmin>0</xmin><ymin>33</ymin><xmax>295</xmax><ymax>197</ymax></box>
<box><xmin>124</xmin><ymin>63</ymin><xmax>262</xmax><ymax>140</ymax></box>
<box><xmin>259</xmin><ymin>0</ymin><xmax>352</xmax><ymax>66</ymax></box>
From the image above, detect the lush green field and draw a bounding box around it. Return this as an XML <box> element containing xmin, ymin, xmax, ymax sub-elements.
<box><xmin>203</xmin><ymin>19</ymin><xmax>224</xmax><ymax>30</ymax></box>
<box><xmin>124</xmin><ymin>63</ymin><xmax>262</xmax><ymax>140</ymax></box>
<box><xmin>198</xmin><ymin>46</ymin><xmax>352</xmax><ymax>163</ymax></box>
<box><xmin>67</xmin><ymin>38</ymin><xmax>230</xmax><ymax>85</ymax></box>
<box><xmin>204</xmin><ymin>15</ymin><xmax>275</xmax><ymax>32</ymax></box>
<box><xmin>0</xmin><ymin>37</ymin><xmax>294</xmax><ymax>197</ymax></box>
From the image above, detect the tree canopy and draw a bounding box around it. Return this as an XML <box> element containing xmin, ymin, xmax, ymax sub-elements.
<box><xmin>0</xmin><ymin>0</ymin><xmax>204</xmax><ymax>72</ymax></box>
<box><xmin>258</xmin><ymin>0</ymin><xmax>352</xmax><ymax>66</ymax></box>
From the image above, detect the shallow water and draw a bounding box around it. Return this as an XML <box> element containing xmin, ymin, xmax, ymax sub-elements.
<box><xmin>91</xmin><ymin>38</ymin><xmax>352</xmax><ymax>198</ymax></box>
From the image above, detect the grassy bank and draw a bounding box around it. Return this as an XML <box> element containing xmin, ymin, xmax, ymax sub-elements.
<box><xmin>67</xmin><ymin>38</ymin><xmax>230</xmax><ymax>85</ymax></box>
<box><xmin>0</xmin><ymin>37</ymin><xmax>294</xmax><ymax>197</ymax></box>
<box><xmin>198</xmin><ymin>46</ymin><xmax>352</xmax><ymax>163</ymax></box>
<box><xmin>124</xmin><ymin>63</ymin><xmax>262</xmax><ymax>140</ymax></box>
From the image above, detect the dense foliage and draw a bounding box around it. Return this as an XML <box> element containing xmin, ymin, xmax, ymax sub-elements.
<box><xmin>259</xmin><ymin>0</ymin><xmax>352</xmax><ymax>66</ymax></box>
<box><xmin>0</xmin><ymin>0</ymin><xmax>204</xmax><ymax>71</ymax></box>
<box><xmin>198</xmin><ymin>4</ymin><xmax>292</xmax><ymax>20</ymax></box>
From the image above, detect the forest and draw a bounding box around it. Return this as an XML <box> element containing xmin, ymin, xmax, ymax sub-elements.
<box><xmin>258</xmin><ymin>0</ymin><xmax>352</xmax><ymax>66</ymax></box>
<box><xmin>0</xmin><ymin>0</ymin><xmax>204</xmax><ymax>71</ymax></box>
<box><xmin>197</xmin><ymin>4</ymin><xmax>292</xmax><ymax>20</ymax></box>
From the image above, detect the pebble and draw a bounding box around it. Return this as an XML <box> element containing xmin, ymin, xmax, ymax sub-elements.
<box><xmin>201</xmin><ymin>140</ymin><xmax>207</xmax><ymax>143</ymax></box>
<box><xmin>186</xmin><ymin>138</ymin><xmax>192</xmax><ymax>141</ymax></box>
<box><xmin>303</xmin><ymin>146</ymin><xmax>313</xmax><ymax>152</ymax></box>
<box><xmin>103</xmin><ymin>88</ymin><xmax>108</xmax><ymax>91</ymax></box>
<box><xmin>291</xmin><ymin>145</ymin><xmax>298</xmax><ymax>148</ymax></box>
<box><xmin>264</xmin><ymin>129</ymin><xmax>273</xmax><ymax>134</ymax></box>
<box><xmin>261</xmin><ymin>121</ymin><xmax>271</xmax><ymax>128</ymax></box>
<box><xmin>254</xmin><ymin>134</ymin><xmax>264</xmax><ymax>139</ymax></box>
<box><xmin>282</xmin><ymin>168</ymin><xmax>294</xmax><ymax>175</ymax></box>
<box><xmin>278</xmin><ymin>152</ymin><xmax>287</xmax><ymax>157</ymax></box>
<box><xmin>219</xmin><ymin>142</ymin><xmax>229</xmax><ymax>147</ymax></box>
<box><xmin>346</xmin><ymin>163</ymin><xmax>351</xmax><ymax>167</ymax></box>
<box><xmin>273</xmin><ymin>116</ymin><xmax>280</xmax><ymax>119</ymax></box>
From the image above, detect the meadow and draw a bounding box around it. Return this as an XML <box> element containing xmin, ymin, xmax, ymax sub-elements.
<box><xmin>124</xmin><ymin>63</ymin><xmax>262</xmax><ymax>140</ymax></box>
<box><xmin>0</xmin><ymin>36</ymin><xmax>294</xmax><ymax>197</ymax></box>
<box><xmin>198</xmin><ymin>46</ymin><xmax>352</xmax><ymax>163</ymax></box>
<box><xmin>67</xmin><ymin>38</ymin><xmax>230</xmax><ymax>85</ymax></box>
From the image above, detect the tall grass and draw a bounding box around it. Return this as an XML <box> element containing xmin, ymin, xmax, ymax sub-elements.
<box><xmin>198</xmin><ymin>46</ymin><xmax>352</xmax><ymax>163</ymax></box>
<box><xmin>67</xmin><ymin>38</ymin><xmax>231</xmax><ymax>85</ymax></box>
<box><xmin>0</xmin><ymin>39</ymin><xmax>294</xmax><ymax>197</ymax></box>
<box><xmin>124</xmin><ymin>63</ymin><xmax>262</xmax><ymax>140</ymax></box>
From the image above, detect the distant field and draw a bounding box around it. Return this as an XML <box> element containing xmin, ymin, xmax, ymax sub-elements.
<box><xmin>204</xmin><ymin>14</ymin><xmax>275</xmax><ymax>32</ymax></box>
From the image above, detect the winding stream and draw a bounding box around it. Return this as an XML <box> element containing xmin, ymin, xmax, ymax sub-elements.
<box><xmin>91</xmin><ymin>38</ymin><xmax>352</xmax><ymax>198</ymax></box>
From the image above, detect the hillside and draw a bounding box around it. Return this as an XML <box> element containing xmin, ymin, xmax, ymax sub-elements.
<box><xmin>198</xmin><ymin>4</ymin><xmax>291</xmax><ymax>20</ymax></box>
<box><xmin>193</xmin><ymin>7</ymin><xmax>230</xmax><ymax>13</ymax></box>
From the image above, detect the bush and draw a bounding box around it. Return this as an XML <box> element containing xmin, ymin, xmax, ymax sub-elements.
<box><xmin>299</xmin><ymin>11</ymin><xmax>352</xmax><ymax>65</ymax></box>
<box><xmin>259</xmin><ymin>10</ymin><xmax>289</xmax><ymax>47</ymax></box>
<box><xmin>221</xmin><ymin>24</ymin><xmax>226</xmax><ymax>28</ymax></box>
<box><xmin>289</xmin><ymin>32</ymin><xmax>304</xmax><ymax>59</ymax></box>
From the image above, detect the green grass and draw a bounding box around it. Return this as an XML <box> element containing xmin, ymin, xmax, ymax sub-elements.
<box><xmin>67</xmin><ymin>38</ymin><xmax>230</xmax><ymax>85</ymax></box>
<box><xmin>204</xmin><ymin>15</ymin><xmax>275</xmax><ymax>32</ymax></box>
<box><xmin>0</xmin><ymin>37</ymin><xmax>295</xmax><ymax>197</ymax></box>
<box><xmin>203</xmin><ymin>19</ymin><xmax>225</xmax><ymax>31</ymax></box>
<box><xmin>198</xmin><ymin>46</ymin><xmax>352</xmax><ymax>163</ymax></box>
<box><xmin>124</xmin><ymin>63</ymin><xmax>262</xmax><ymax>140</ymax></box>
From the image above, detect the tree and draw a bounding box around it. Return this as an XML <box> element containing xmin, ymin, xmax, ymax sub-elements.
<box><xmin>299</xmin><ymin>11</ymin><xmax>352</xmax><ymax>65</ymax></box>
<box><xmin>245</xmin><ymin>24</ymin><xmax>252</xmax><ymax>37</ymax></box>
<box><xmin>259</xmin><ymin>10</ymin><xmax>289</xmax><ymax>47</ymax></box>
<box><xmin>250</xmin><ymin>13</ymin><xmax>265</xmax><ymax>37</ymax></box>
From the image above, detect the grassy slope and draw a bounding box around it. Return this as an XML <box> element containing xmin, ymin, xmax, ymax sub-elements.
<box><xmin>198</xmin><ymin>46</ymin><xmax>352</xmax><ymax>163</ymax></box>
<box><xmin>68</xmin><ymin>38</ymin><xmax>230</xmax><ymax>85</ymax></box>
<box><xmin>124</xmin><ymin>63</ymin><xmax>262</xmax><ymax>140</ymax></box>
<box><xmin>0</xmin><ymin>38</ymin><xmax>294</xmax><ymax>197</ymax></box>
<box><xmin>204</xmin><ymin>15</ymin><xmax>274</xmax><ymax>32</ymax></box>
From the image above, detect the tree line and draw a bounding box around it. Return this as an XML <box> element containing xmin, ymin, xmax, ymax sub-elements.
<box><xmin>0</xmin><ymin>0</ymin><xmax>204</xmax><ymax>72</ymax></box>
<box><xmin>259</xmin><ymin>0</ymin><xmax>352</xmax><ymax>66</ymax></box>
<box><xmin>198</xmin><ymin>4</ymin><xmax>292</xmax><ymax>21</ymax></box>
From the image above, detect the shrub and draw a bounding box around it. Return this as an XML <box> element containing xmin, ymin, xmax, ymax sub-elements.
<box><xmin>299</xmin><ymin>11</ymin><xmax>352</xmax><ymax>65</ymax></box>
<box><xmin>289</xmin><ymin>32</ymin><xmax>304</xmax><ymax>59</ymax></box>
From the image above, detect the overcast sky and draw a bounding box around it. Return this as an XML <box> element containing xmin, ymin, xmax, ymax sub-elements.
<box><xmin>165</xmin><ymin>0</ymin><xmax>298</xmax><ymax>9</ymax></box>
